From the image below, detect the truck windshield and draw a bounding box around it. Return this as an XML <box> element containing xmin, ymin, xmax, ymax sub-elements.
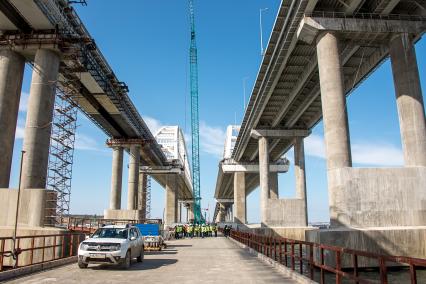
<box><xmin>92</xmin><ymin>228</ymin><xmax>128</xmax><ymax>239</ymax></box>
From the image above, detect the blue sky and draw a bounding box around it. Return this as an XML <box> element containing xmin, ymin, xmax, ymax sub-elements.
<box><xmin>9</xmin><ymin>1</ymin><xmax>426</xmax><ymax>224</ymax></box>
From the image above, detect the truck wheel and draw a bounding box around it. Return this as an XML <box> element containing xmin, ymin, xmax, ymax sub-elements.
<box><xmin>137</xmin><ymin>247</ymin><xmax>144</xmax><ymax>262</ymax></box>
<box><xmin>78</xmin><ymin>259</ymin><xmax>88</xmax><ymax>269</ymax></box>
<box><xmin>121</xmin><ymin>251</ymin><xmax>131</xmax><ymax>269</ymax></box>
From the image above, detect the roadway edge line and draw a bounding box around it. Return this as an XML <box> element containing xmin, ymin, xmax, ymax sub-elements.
<box><xmin>0</xmin><ymin>256</ymin><xmax>77</xmax><ymax>283</ymax></box>
<box><xmin>226</xmin><ymin>237</ymin><xmax>316</xmax><ymax>284</ymax></box>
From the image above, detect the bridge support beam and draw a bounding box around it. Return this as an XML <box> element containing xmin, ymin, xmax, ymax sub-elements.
<box><xmin>258</xmin><ymin>137</ymin><xmax>270</xmax><ymax>226</ymax></box>
<box><xmin>0</xmin><ymin>50</ymin><xmax>25</xmax><ymax>188</ymax></box>
<box><xmin>127</xmin><ymin>145</ymin><xmax>140</xmax><ymax>210</ymax></box>
<box><xmin>217</xmin><ymin>203</ymin><xmax>226</xmax><ymax>222</ymax></box>
<box><xmin>390</xmin><ymin>33</ymin><xmax>426</xmax><ymax>167</ymax></box>
<box><xmin>294</xmin><ymin>137</ymin><xmax>308</xmax><ymax>226</ymax></box>
<box><xmin>109</xmin><ymin>146</ymin><xmax>123</xmax><ymax>210</ymax></box>
<box><xmin>233</xmin><ymin>172</ymin><xmax>246</xmax><ymax>224</ymax></box>
<box><xmin>165</xmin><ymin>175</ymin><xmax>178</xmax><ymax>226</ymax></box>
<box><xmin>270</xmin><ymin>172</ymin><xmax>279</xmax><ymax>200</ymax></box>
<box><xmin>317</xmin><ymin>32</ymin><xmax>352</xmax><ymax>172</ymax></box>
<box><xmin>21</xmin><ymin>49</ymin><xmax>60</xmax><ymax>190</ymax></box>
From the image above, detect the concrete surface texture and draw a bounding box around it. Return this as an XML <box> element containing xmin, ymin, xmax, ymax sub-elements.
<box><xmin>165</xmin><ymin>175</ymin><xmax>178</xmax><ymax>226</ymax></box>
<box><xmin>258</xmin><ymin>136</ymin><xmax>270</xmax><ymax>225</ymax></box>
<box><xmin>0</xmin><ymin>50</ymin><xmax>25</xmax><ymax>188</ymax></box>
<box><xmin>127</xmin><ymin>145</ymin><xmax>141</xmax><ymax>210</ymax></box>
<box><xmin>5</xmin><ymin>237</ymin><xmax>300</xmax><ymax>284</ymax></box>
<box><xmin>21</xmin><ymin>49</ymin><xmax>60</xmax><ymax>190</ymax></box>
<box><xmin>233</xmin><ymin>172</ymin><xmax>246</xmax><ymax>224</ymax></box>
<box><xmin>109</xmin><ymin>146</ymin><xmax>123</xmax><ymax>210</ymax></box>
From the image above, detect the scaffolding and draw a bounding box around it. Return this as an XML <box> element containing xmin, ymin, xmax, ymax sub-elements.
<box><xmin>146</xmin><ymin>176</ymin><xmax>152</xmax><ymax>218</ymax></box>
<box><xmin>46</xmin><ymin>89</ymin><xmax>78</xmax><ymax>226</ymax></box>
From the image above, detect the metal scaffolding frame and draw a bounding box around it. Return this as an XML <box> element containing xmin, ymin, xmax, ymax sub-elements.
<box><xmin>146</xmin><ymin>176</ymin><xmax>152</xmax><ymax>218</ymax></box>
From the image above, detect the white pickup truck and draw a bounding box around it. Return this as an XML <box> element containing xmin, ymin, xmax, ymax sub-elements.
<box><xmin>77</xmin><ymin>224</ymin><xmax>144</xmax><ymax>269</ymax></box>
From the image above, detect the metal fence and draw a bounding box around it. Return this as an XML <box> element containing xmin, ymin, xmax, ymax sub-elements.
<box><xmin>230</xmin><ymin>230</ymin><xmax>426</xmax><ymax>284</ymax></box>
<box><xmin>0</xmin><ymin>233</ymin><xmax>85</xmax><ymax>272</ymax></box>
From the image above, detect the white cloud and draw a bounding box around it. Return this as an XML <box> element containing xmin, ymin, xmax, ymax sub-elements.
<box><xmin>74</xmin><ymin>133</ymin><xmax>103</xmax><ymax>151</ymax></box>
<box><xmin>304</xmin><ymin>134</ymin><xmax>403</xmax><ymax>166</ymax></box>
<box><xmin>143</xmin><ymin>116</ymin><xmax>163</xmax><ymax>135</ymax></box>
<box><xmin>199</xmin><ymin>121</ymin><xmax>226</xmax><ymax>158</ymax></box>
<box><xmin>19</xmin><ymin>92</ymin><xmax>29</xmax><ymax>112</ymax></box>
<box><xmin>305</xmin><ymin>134</ymin><xmax>326</xmax><ymax>159</ymax></box>
<box><xmin>15</xmin><ymin>118</ymin><xmax>26</xmax><ymax>139</ymax></box>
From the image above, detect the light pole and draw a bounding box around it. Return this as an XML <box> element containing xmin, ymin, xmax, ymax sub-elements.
<box><xmin>13</xmin><ymin>150</ymin><xmax>25</xmax><ymax>268</ymax></box>
<box><xmin>259</xmin><ymin>8</ymin><xmax>269</xmax><ymax>56</ymax></box>
<box><xmin>243</xmin><ymin>76</ymin><xmax>249</xmax><ymax>112</ymax></box>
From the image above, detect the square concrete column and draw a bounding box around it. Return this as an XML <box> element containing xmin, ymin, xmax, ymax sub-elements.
<box><xmin>188</xmin><ymin>203</ymin><xmax>194</xmax><ymax>221</ymax></box>
<box><xmin>21</xmin><ymin>49</ymin><xmax>60</xmax><ymax>190</ymax></box>
<box><xmin>0</xmin><ymin>50</ymin><xmax>25</xmax><ymax>188</ymax></box>
<box><xmin>127</xmin><ymin>145</ymin><xmax>141</xmax><ymax>210</ymax></box>
<box><xmin>270</xmin><ymin>172</ymin><xmax>279</xmax><ymax>200</ymax></box>
<box><xmin>233</xmin><ymin>172</ymin><xmax>246</xmax><ymax>224</ymax></box>
<box><xmin>165</xmin><ymin>175</ymin><xmax>178</xmax><ymax>226</ymax></box>
<box><xmin>317</xmin><ymin>32</ymin><xmax>352</xmax><ymax>171</ymax></box>
<box><xmin>389</xmin><ymin>33</ymin><xmax>426</xmax><ymax>167</ymax></box>
<box><xmin>138</xmin><ymin>173</ymin><xmax>147</xmax><ymax>220</ymax></box>
<box><xmin>294</xmin><ymin>137</ymin><xmax>308</xmax><ymax>226</ymax></box>
<box><xmin>109</xmin><ymin>146</ymin><xmax>123</xmax><ymax>210</ymax></box>
<box><xmin>218</xmin><ymin>203</ymin><xmax>226</xmax><ymax>222</ymax></box>
<box><xmin>258</xmin><ymin>136</ymin><xmax>270</xmax><ymax>225</ymax></box>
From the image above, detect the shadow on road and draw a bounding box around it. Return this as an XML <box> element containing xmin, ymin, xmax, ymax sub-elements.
<box><xmin>90</xmin><ymin>258</ymin><xmax>178</xmax><ymax>271</ymax></box>
<box><xmin>167</xmin><ymin>244</ymin><xmax>192</xmax><ymax>248</ymax></box>
<box><xmin>146</xmin><ymin>250</ymin><xmax>177</xmax><ymax>255</ymax></box>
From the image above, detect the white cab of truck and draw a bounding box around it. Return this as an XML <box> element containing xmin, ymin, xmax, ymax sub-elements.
<box><xmin>77</xmin><ymin>224</ymin><xmax>144</xmax><ymax>269</ymax></box>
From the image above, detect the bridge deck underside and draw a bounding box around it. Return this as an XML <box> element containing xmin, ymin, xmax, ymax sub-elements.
<box><xmin>233</xmin><ymin>0</ymin><xmax>425</xmax><ymax>163</ymax></box>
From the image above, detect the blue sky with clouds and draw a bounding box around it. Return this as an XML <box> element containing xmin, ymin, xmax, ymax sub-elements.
<box><xmin>9</xmin><ymin>1</ymin><xmax>426</xmax><ymax>224</ymax></box>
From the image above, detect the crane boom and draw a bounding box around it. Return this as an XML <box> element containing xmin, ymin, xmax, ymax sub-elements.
<box><xmin>189</xmin><ymin>0</ymin><xmax>202</xmax><ymax>223</ymax></box>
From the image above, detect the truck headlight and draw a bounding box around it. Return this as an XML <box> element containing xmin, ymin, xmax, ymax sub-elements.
<box><xmin>80</xmin><ymin>243</ymin><xmax>89</xmax><ymax>251</ymax></box>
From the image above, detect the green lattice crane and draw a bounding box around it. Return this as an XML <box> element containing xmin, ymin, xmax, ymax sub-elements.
<box><xmin>189</xmin><ymin>0</ymin><xmax>202</xmax><ymax>223</ymax></box>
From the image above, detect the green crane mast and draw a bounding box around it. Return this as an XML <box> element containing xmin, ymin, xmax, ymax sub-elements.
<box><xmin>189</xmin><ymin>0</ymin><xmax>202</xmax><ymax>223</ymax></box>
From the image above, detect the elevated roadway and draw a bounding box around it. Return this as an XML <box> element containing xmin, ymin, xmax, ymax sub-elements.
<box><xmin>0</xmin><ymin>0</ymin><xmax>167</xmax><ymax>166</ymax></box>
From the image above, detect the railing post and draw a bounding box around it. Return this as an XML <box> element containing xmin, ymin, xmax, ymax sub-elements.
<box><xmin>410</xmin><ymin>264</ymin><xmax>417</xmax><ymax>284</ymax></box>
<box><xmin>279</xmin><ymin>239</ymin><xmax>282</xmax><ymax>264</ymax></box>
<box><xmin>299</xmin><ymin>243</ymin><xmax>303</xmax><ymax>275</ymax></box>
<box><xmin>284</xmin><ymin>239</ymin><xmax>288</xmax><ymax>266</ymax></box>
<box><xmin>309</xmin><ymin>244</ymin><xmax>314</xmax><ymax>280</ymax></box>
<box><xmin>291</xmin><ymin>242</ymin><xmax>295</xmax><ymax>270</ymax></box>
<box><xmin>30</xmin><ymin>237</ymin><xmax>35</xmax><ymax>265</ymax></box>
<box><xmin>0</xmin><ymin>239</ymin><xmax>5</xmax><ymax>271</ymax></box>
<box><xmin>16</xmin><ymin>238</ymin><xmax>21</xmax><ymax>267</ymax></box>
<box><xmin>53</xmin><ymin>235</ymin><xmax>57</xmax><ymax>261</ymax></box>
<box><xmin>42</xmin><ymin>236</ymin><xmax>46</xmax><ymax>263</ymax></box>
<box><xmin>320</xmin><ymin>247</ymin><xmax>325</xmax><ymax>284</ymax></box>
<box><xmin>353</xmin><ymin>254</ymin><xmax>359</xmax><ymax>284</ymax></box>
<box><xmin>379</xmin><ymin>257</ymin><xmax>388</xmax><ymax>284</ymax></box>
<box><xmin>336</xmin><ymin>251</ymin><xmax>342</xmax><ymax>284</ymax></box>
<box><xmin>69</xmin><ymin>234</ymin><xmax>73</xmax><ymax>257</ymax></box>
<box><xmin>61</xmin><ymin>235</ymin><xmax>65</xmax><ymax>258</ymax></box>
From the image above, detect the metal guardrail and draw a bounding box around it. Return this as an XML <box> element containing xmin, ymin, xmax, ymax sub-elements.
<box><xmin>66</xmin><ymin>217</ymin><xmax>139</xmax><ymax>233</ymax></box>
<box><xmin>305</xmin><ymin>11</ymin><xmax>426</xmax><ymax>22</ymax></box>
<box><xmin>0</xmin><ymin>233</ymin><xmax>85</xmax><ymax>272</ymax></box>
<box><xmin>230</xmin><ymin>230</ymin><xmax>426</xmax><ymax>284</ymax></box>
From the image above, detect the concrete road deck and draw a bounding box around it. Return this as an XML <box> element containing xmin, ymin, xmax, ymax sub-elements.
<box><xmin>5</xmin><ymin>236</ymin><xmax>300</xmax><ymax>284</ymax></box>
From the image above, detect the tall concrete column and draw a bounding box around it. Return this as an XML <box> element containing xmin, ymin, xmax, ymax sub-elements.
<box><xmin>259</xmin><ymin>136</ymin><xmax>270</xmax><ymax>225</ymax></box>
<box><xmin>138</xmin><ymin>173</ymin><xmax>147</xmax><ymax>219</ymax></box>
<box><xmin>165</xmin><ymin>175</ymin><xmax>178</xmax><ymax>226</ymax></box>
<box><xmin>21</xmin><ymin>49</ymin><xmax>60</xmax><ymax>190</ymax></box>
<box><xmin>188</xmin><ymin>203</ymin><xmax>194</xmax><ymax>221</ymax></box>
<box><xmin>127</xmin><ymin>145</ymin><xmax>140</xmax><ymax>210</ymax></box>
<box><xmin>178</xmin><ymin>201</ymin><xmax>182</xmax><ymax>223</ymax></box>
<box><xmin>110</xmin><ymin>146</ymin><xmax>123</xmax><ymax>210</ymax></box>
<box><xmin>270</xmin><ymin>172</ymin><xmax>279</xmax><ymax>200</ymax></box>
<box><xmin>389</xmin><ymin>33</ymin><xmax>426</xmax><ymax>167</ymax></box>
<box><xmin>0</xmin><ymin>50</ymin><xmax>25</xmax><ymax>188</ymax></box>
<box><xmin>317</xmin><ymin>32</ymin><xmax>352</xmax><ymax>171</ymax></box>
<box><xmin>294</xmin><ymin>137</ymin><xmax>308</xmax><ymax>226</ymax></box>
<box><xmin>233</xmin><ymin>172</ymin><xmax>246</xmax><ymax>224</ymax></box>
<box><xmin>218</xmin><ymin>203</ymin><xmax>225</xmax><ymax>222</ymax></box>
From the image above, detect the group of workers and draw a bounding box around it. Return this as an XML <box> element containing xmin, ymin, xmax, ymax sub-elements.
<box><xmin>173</xmin><ymin>223</ymin><xmax>218</xmax><ymax>239</ymax></box>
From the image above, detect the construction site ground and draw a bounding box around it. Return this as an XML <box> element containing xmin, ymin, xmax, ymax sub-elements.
<box><xmin>4</xmin><ymin>235</ymin><xmax>299</xmax><ymax>283</ymax></box>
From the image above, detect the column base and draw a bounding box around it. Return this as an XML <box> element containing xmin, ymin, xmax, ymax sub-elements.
<box><xmin>251</xmin><ymin>226</ymin><xmax>317</xmax><ymax>241</ymax></box>
<box><xmin>306</xmin><ymin>226</ymin><xmax>426</xmax><ymax>268</ymax></box>
<box><xmin>104</xmin><ymin>209</ymin><xmax>145</xmax><ymax>223</ymax></box>
<box><xmin>264</xmin><ymin>199</ymin><xmax>307</xmax><ymax>227</ymax></box>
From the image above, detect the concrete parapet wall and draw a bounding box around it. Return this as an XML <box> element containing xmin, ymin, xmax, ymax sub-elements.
<box><xmin>265</xmin><ymin>199</ymin><xmax>307</xmax><ymax>227</ymax></box>
<box><xmin>0</xmin><ymin>188</ymin><xmax>54</xmax><ymax>227</ymax></box>
<box><xmin>0</xmin><ymin>227</ymin><xmax>67</xmax><ymax>267</ymax></box>
<box><xmin>104</xmin><ymin>209</ymin><xmax>145</xmax><ymax>222</ymax></box>
<box><xmin>306</xmin><ymin>226</ymin><xmax>426</xmax><ymax>267</ymax></box>
<box><xmin>330</xmin><ymin>167</ymin><xmax>426</xmax><ymax>228</ymax></box>
<box><xmin>253</xmin><ymin>227</ymin><xmax>317</xmax><ymax>241</ymax></box>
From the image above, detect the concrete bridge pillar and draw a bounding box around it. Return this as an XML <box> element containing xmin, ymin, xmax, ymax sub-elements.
<box><xmin>218</xmin><ymin>203</ymin><xmax>226</xmax><ymax>222</ymax></box>
<box><xmin>127</xmin><ymin>145</ymin><xmax>140</xmax><ymax>210</ymax></box>
<box><xmin>294</xmin><ymin>137</ymin><xmax>308</xmax><ymax>226</ymax></box>
<box><xmin>258</xmin><ymin>136</ymin><xmax>270</xmax><ymax>225</ymax></box>
<box><xmin>269</xmin><ymin>172</ymin><xmax>279</xmax><ymax>200</ymax></box>
<box><xmin>110</xmin><ymin>146</ymin><xmax>123</xmax><ymax>210</ymax></box>
<box><xmin>138</xmin><ymin>173</ymin><xmax>147</xmax><ymax>220</ymax></box>
<box><xmin>316</xmin><ymin>32</ymin><xmax>352</xmax><ymax>171</ymax></box>
<box><xmin>188</xmin><ymin>203</ymin><xmax>194</xmax><ymax>221</ymax></box>
<box><xmin>389</xmin><ymin>33</ymin><xmax>426</xmax><ymax>167</ymax></box>
<box><xmin>165</xmin><ymin>175</ymin><xmax>178</xmax><ymax>226</ymax></box>
<box><xmin>21</xmin><ymin>49</ymin><xmax>60</xmax><ymax>190</ymax></box>
<box><xmin>233</xmin><ymin>172</ymin><xmax>246</xmax><ymax>224</ymax></box>
<box><xmin>0</xmin><ymin>50</ymin><xmax>25</xmax><ymax>188</ymax></box>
